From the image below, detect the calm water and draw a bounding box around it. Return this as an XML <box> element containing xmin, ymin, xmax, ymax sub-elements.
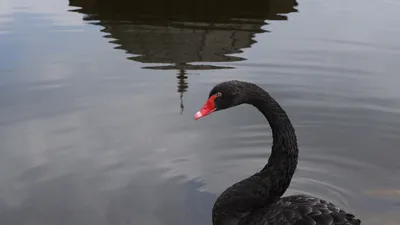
<box><xmin>1</xmin><ymin>0</ymin><xmax>400</xmax><ymax>224</ymax></box>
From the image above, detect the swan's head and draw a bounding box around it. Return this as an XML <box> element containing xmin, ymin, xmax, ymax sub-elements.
<box><xmin>194</xmin><ymin>80</ymin><xmax>249</xmax><ymax>120</ymax></box>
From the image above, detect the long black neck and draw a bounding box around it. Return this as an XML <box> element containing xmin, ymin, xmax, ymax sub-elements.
<box><xmin>212</xmin><ymin>85</ymin><xmax>298</xmax><ymax>225</ymax></box>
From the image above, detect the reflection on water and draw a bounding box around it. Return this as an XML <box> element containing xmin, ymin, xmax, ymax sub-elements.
<box><xmin>0</xmin><ymin>167</ymin><xmax>215</xmax><ymax>225</ymax></box>
<box><xmin>1</xmin><ymin>0</ymin><xmax>400</xmax><ymax>224</ymax></box>
<box><xmin>69</xmin><ymin>0</ymin><xmax>298</xmax><ymax>111</ymax></box>
<box><xmin>69</xmin><ymin>0</ymin><xmax>298</xmax><ymax>68</ymax></box>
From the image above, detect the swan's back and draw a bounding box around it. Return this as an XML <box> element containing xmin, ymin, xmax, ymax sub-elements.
<box><xmin>238</xmin><ymin>195</ymin><xmax>361</xmax><ymax>225</ymax></box>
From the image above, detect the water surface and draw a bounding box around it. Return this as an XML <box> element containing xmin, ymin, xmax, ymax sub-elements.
<box><xmin>1</xmin><ymin>0</ymin><xmax>400</xmax><ymax>224</ymax></box>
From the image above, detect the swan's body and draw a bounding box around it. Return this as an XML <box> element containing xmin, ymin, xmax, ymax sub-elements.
<box><xmin>194</xmin><ymin>80</ymin><xmax>360</xmax><ymax>225</ymax></box>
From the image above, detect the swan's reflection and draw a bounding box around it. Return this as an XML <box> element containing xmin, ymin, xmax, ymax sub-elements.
<box><xmin>69</xmin><ymin>0</ymin><xmax>298</xmax><ymax>111</ymax></box>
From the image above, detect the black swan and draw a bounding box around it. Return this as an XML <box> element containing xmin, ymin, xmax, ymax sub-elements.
<box><xmin>194</xmin><ymin>80</ymin><xmax>361</xmax><ymax>225</ymax></box>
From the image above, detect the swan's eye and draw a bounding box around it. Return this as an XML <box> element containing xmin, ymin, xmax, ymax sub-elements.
<box><xmin>216</xmin><ymin>92</ymin><xmax>222</xmax><ymax>97</ymax></box>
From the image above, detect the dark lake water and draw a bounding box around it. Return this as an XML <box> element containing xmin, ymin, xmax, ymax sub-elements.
<box><xmin>1</xmin><ymin>0</ymin><xmax>400</xmax><ymax>224</ymax></box>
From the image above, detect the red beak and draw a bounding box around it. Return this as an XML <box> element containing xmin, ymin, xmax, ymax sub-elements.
<box><xmin>194</xmin><ymin>94</ymin><xmax>217</xmax><ymax>120</ymax></box>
